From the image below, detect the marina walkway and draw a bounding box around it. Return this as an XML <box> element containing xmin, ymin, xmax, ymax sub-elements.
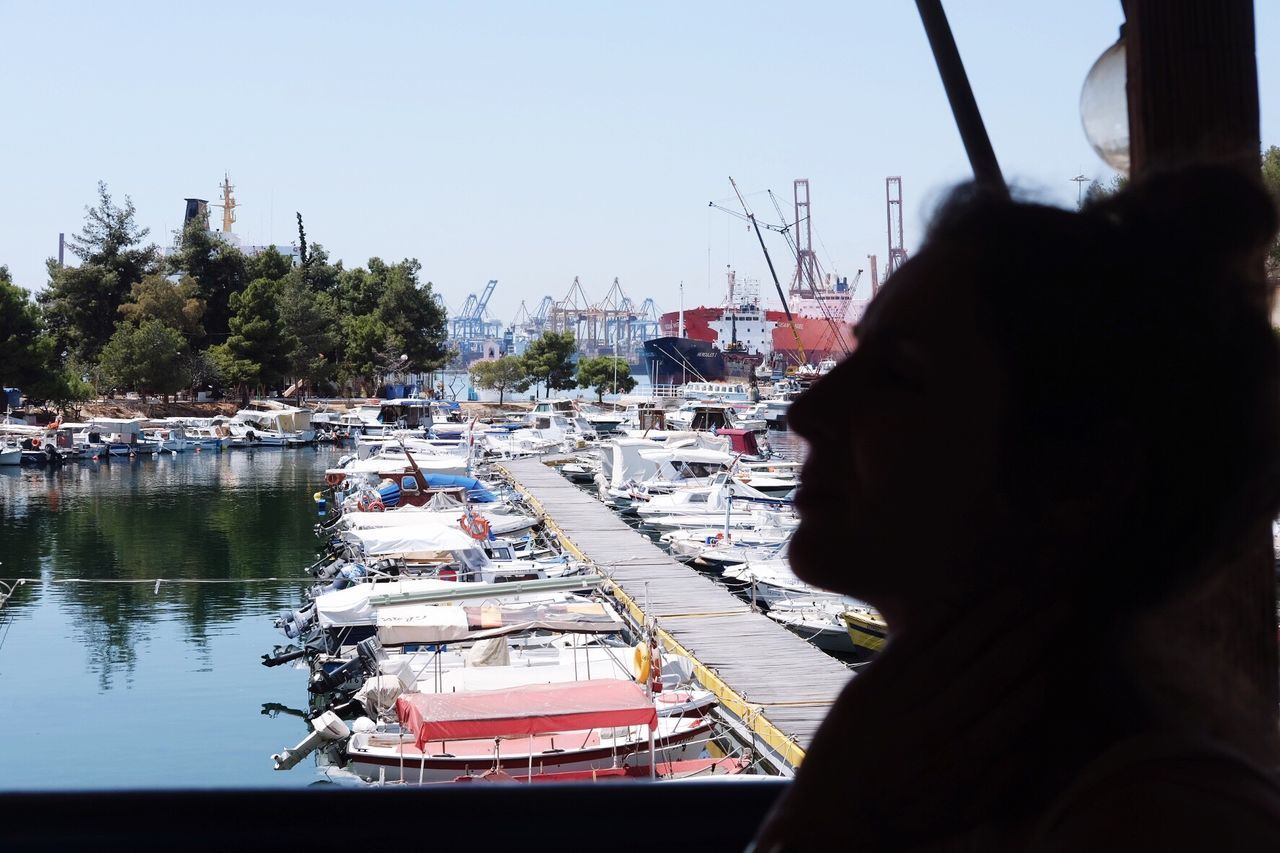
<box><xmin>495</xmin><ymin>458</ymin><xmax>854</xmax><ymax>773</ymax></box>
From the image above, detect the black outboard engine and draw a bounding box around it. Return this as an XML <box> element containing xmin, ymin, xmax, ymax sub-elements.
<box><xmin>307</xmin><ymin>637</ymin><xmax>386</xmax><ymax>695</ymax></box>
<box><xmin>308</xmin><ymin>657</ymin><xmax>364</xmax><ymax>695</ymax></box>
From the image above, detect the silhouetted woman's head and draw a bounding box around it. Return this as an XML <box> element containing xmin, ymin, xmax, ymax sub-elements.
<box><xmin>789</xmin><ymin>166</ymin><xmax>1280</xmax><ymax>627</ymax></box>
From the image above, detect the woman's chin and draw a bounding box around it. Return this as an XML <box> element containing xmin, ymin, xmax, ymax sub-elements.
<box><xmin>790</xmin><ymin>523</ymin><xmax>855</xmax><ymax>593</ymax></box>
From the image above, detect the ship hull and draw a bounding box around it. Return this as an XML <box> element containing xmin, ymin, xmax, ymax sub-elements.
<box><xmin>641</xmin><ymin>337</ymin><xmax>762</xmax><ymax>385</ymax></box>
<box><xmin>660</xmin><ymin>307</ymin><xmax>857</xmax><ymax>367</ymax></box>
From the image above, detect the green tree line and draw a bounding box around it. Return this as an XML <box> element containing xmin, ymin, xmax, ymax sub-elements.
<box><xmin>469</xmin><ymin>330</ymin><xmax>636</xmax><ymax>404</ymax></box>
<box><xmin>1</xmin><ymin>182</ymin><xmax>449</xmax><ymax>409</ymax></box>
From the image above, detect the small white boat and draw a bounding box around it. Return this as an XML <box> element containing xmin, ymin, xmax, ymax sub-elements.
<box><xmin>765</xmin><ymin>598</ymin><xmax>884</xmax><ymax>659</ymax></box>
<box><xmin>722</xmin><ymin>557</ymin><xmax>838</xmax><ymax>606</ymax></box>
<box><xmin>143</xmin><ymin>426</ymin><xmax>189</xmax><ymax>453</ymax></box>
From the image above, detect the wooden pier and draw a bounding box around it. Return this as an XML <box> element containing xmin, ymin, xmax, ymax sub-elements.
<box><xmin>495</xmin><ymin>458</ymin><xmax>854</xmax><ymax>773</ymax></box>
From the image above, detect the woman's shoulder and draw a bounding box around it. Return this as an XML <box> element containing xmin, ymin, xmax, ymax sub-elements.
<box><xmin>1033</xmin><ymin>730</ymin><xmax>1280</xmax><ymax>852</ymax></box>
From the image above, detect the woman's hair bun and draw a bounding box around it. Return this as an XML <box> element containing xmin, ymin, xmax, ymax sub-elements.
<box><xmin>1089</xmin><ymin>164</ymin><xmax>1278</xmax><ymax>273</ymax></box>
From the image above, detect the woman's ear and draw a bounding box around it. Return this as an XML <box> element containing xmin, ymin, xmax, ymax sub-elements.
<box><xmin>1032</xmin><ymin>422</ymin><xmax>1145</xmax><ymax>544</ymax></box>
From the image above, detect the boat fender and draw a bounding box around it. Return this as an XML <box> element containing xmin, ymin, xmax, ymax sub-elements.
<box><xmin>633</xmin><ymin>643</ymin><xmax>651</xmax><ymax>685</ymax></box>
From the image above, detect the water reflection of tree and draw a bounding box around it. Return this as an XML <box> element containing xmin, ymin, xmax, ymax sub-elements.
<box><xmin>10</xmin><ymin>450</ymin><xmax>341</xmax><ymax>688</ymax></box>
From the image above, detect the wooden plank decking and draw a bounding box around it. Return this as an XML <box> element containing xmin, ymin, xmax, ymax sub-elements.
<box><xmin>495</xmin><ymin>458</ymin><xmax>854</xmax><ymax>771</ymax></box>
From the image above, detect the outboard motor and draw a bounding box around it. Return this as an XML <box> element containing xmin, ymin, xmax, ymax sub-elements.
<box><xmin>355</xmin><ymin>637</ymin><xmax>387</xmax><ymax>670</ymax></box>
<box><xmin>313</xmin><ymin>558</ymin><xmax>346</xmax><ymax>581</ymax></box>
<box><xmin>309</xmin><ymin>656</ymin><xmax>366</xmax><ymax>695</ymax></box>
<box><xmin>333</xmin><ymin>563</ymin><xmax>368</xmax><ymax>591</ymax></box>
<box><xmin>261</xmin><ymin>645</ymin><xmax>307</xmax><ymax>668</ymax></box>
<box><xmin>274</xmin><ymin>604</ymin><xmax>316</xmax><ymax>630</ymax></box>
<box><xmin>271</xmin><ymin>710</ymin><xmax>350</xmax><ymax>771</ymax></box>
<box><xmin>280</xmin><ymin>609</ymin><xmax>318</xmax><ymax>640</ymax></box>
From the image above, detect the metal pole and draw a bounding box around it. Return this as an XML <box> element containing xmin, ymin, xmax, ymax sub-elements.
<box><xmin>915</xmin><ymin>0</ymin><xmax>1008</xmax><ymax>196</ymax></box>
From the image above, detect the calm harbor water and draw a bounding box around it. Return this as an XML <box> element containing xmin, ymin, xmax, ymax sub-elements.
<box><xmin>0</xmin><ymin>447</ymin><xmax>347</xmax><ymax>790</ymax></box>
<box><xmin>0</xmin><ymin>429</ymin><xmax>804</xmax><ymax>791</ymax></box>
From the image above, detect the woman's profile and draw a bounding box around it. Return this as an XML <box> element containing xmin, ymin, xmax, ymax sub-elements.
<box><xmin>751</xmin><ymin>165</ymin><xmax>1280</xmax><ymax>851</ymax></box>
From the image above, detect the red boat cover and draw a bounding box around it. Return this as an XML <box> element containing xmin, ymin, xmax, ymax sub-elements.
<box><xmin>397</xmin><ymin>680</ymin><xmax>658</xmax><ymax>749</ymax></box>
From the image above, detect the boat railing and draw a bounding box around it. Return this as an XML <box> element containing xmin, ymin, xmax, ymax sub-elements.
<box><xmin>648</xmin><ymin>384</ymin><xmax>683</xmax><ymax>399</ymax></box>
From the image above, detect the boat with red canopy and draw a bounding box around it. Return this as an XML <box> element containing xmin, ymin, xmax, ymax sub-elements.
<box><xmin>346</xmin><ymin>679</ymin><xmax>716</xmax><ymax>783</ymax></box>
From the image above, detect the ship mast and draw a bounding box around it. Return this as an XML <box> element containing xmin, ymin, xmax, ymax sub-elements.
<box><xmin>728</xmin><ymin>177</ymin><xmax>805</xmax><ymax>365</ymax></box>
<box><xmin>216</xmin><ymin>173</ymin><xmax>237</xmax><ymax>233</ymax></box>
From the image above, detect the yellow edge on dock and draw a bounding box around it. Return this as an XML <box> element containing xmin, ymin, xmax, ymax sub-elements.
<box><xmin>502</xmin><ymin>463</ymin><xmax>808</xmax><ymax>770</ymax></box>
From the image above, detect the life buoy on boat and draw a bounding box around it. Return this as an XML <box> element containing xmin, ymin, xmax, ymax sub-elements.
<box><xmin>324</xmin><ymin>472</ymin><xmax>344</xmax><ymax>487</ymax></box>
<box><xmin>367</xmin><ymin>500</ymin><xmax>385</xmax><ymax>512</ymax></box>
<box><xmin>459</xmin><ymin>514</ymin><xmax>491</xmax><ymax>540</ymax></box>
<box><xmin>633</xmin><ymin>643</ymin><xmax>651</xmax><ymax>685</ymax></box>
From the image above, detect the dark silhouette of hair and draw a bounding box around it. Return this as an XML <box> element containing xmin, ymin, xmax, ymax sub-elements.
<box><xmin>924</xmin><ymin>166</ymin><xmax>1280</xmax><ymax>612</ymax></box>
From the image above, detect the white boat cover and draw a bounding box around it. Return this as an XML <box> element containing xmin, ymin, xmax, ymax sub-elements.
<box><xmin>328</xmin><ymin>453</ymin><xmax>470</xmax><ymax>476</ymax></box>
<box><xmin>316</xmin><ymin>578</ymin><xmax>460</xmax><ymax>627</ymax></box>
<box><xmin>343</xmin><ymin>524</ymin><xmax>480</xmax><ymax>556</ymax></box>
<box><xmin>375</xmin><ymin>604</ymin><xmax>470</xmax><ymax>644</ymax></box>
<box><xmin>374</xmin><ymin>600</ymin><xmax>625</xmax><ymax>645</ymax></box>
<box><xmin>638</xmin><ymin>448</ymin><xmax>733</xmax><ymax>465</ymax></box>
<box><xmin>354</xmin><ymin>675</ymin><xmax>405</xmax><ymax>717</ymax></box>
<box><xmin>340</xmin><ymin>505</ymin><xmax>537</xmax><ymax>536</ymax></box>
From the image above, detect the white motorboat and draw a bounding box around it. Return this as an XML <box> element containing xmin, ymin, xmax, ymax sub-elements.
<box><xmin>337</xmin><ymin>523</ymin><xmax>586</xmax><ymax>584</ymax></box>
<box><xmin>634</xmin><ymin>474</ymin><xmax>784</xmax><ymax>522</ymax></box>
<box><xmin>661</xmin><ymin>528</ymin><xmax>792</xmax><ymax>564</ymax></box>
<box><xmin>85</xmin><ymin>417</ymin><xmax>158</xmax><ymax>456</ymax></box>
<box><xmin>665</xmin><ymin>401</ymin><xmax>766</xmax><ymax>433</ymax></box>
<box><xmin>764</xmin><ymin>598</ymin><xmax>884</xmax><ymax>658</ymax></box>
<box><xmin>230</xmin><ymin>403</ymin><xmax>316</xmax><ymax>446</ymax></box>
<box><xmin>722</xmin><ymin>557</ymin><xmax>840</xmax><ymax>606</ymax></box>
<box><xmin>143</xmin><ymin>426</ymin><xmax>189</xmax><ymax>453</ymax></box>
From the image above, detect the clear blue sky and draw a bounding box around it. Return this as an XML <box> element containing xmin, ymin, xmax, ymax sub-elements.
<box><xmin>2</xmin><ymin>1</ymin><xmax>1278</xmax><ymax>321</ymax></box>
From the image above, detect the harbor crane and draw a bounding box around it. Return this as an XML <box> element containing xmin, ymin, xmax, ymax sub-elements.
<box><xmin>448</xmin><ymin>280</ymin><xmax>504</xmax><ymax>360</ymax></box>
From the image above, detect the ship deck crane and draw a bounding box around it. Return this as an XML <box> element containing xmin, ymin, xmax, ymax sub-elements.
<box><xmin>766</xmin><ymin>187</ymin><xmax>851</xmax><ymax>359</ymax></box>
<box><xmin>720</xmin><ymin>178</ymin><xmax>806</xmax><ymax>365</ymax></box>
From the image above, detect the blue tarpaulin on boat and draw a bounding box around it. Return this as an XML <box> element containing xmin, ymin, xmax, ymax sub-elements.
<box><xmin>411</xmin><ymin>473</ymin><xmax>497</xmax><ymax>502</ymax></box>
<box><xmin>377</xmin><ymin>481</ymin><xmax>402</xmax><ymax>508</ymax></box>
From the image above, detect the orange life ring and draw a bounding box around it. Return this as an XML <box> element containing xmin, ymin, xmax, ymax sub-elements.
<box><xmin>368</xmin><ymin>500</ymin><xmax>385</xmax><ymax>512</ymax></box>
<box><xmin>325</xmin><ymin>472</ymin><xmax>344</xmax><ymax>487</ymax></box>
<box><xmin>633</xmin><ymin>643</ymin><xmax>651</xmax><ymax>685</ymax></box>
<box><xmin>459</xmin><ymin>514</ymin><xmax>491</xmax><ymax>540</ymax></box>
